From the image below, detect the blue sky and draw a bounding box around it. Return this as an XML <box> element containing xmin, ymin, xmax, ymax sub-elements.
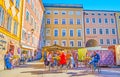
<box><xmin>42</xmin><ymin>0</ymin><xmax>120</xmax><ymax>11</ymax></box>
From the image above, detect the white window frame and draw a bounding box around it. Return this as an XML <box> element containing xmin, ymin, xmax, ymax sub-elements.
<box><xmin>99</xmin><ymin>39</ymin><xmax>104</xmax><ymax>45</ymax></box>
<box><xmin>99</xmin><ymin>28</ymin><xmax>103</xmax><ymax>35</ymax></box>
<box><xmin>70</xmin><ymin>40</ymin><xmax>74</xmax><ymax>47</ymax></box>
<box><xmin>86</xmin><ymin>18</ymin><xmax>89</xmax><ymax>23</ymax></box>
<box><xmin>26</xmin><ymin>9</ymin><xmax>30</xmax><ymax>21</ymax></box>
<box><xmin>112</xmin><ymin>39</ymin><xmax>117</xmax><ymax>44</ymax></box>
<box><xmin>69</xmin><ymin>18</ymin><xmax>74</xmax><ymax>25</ymax></box>
<box><xmin>45</xmin><ymin>10</ymin><xmax>51</xmax><ymax>14</ymax></box>
<box><xmin>98</xmin><ymin>18</ymin><xmax>102</xmax><ymax>24</ymax></box>
<box><xmin>13</xmin><ymin>21</ymin><xmax>18</xmax><ymax>35</ymax></box>
<box><xmin>62</xmin><ymin>29</ymin><xmax>66</xmax><ymax>37</ymax></box>
<box><xmin>68</xmin><ymin>11</ymin><xmax>73</xmax><ymax>15</ymax></box>
<box><xmin>61</xmin><ymin>11</ymin><xmax>66</xmax><ymax>15</ymax></box>
<box><xmin>54</xmin><ymin>10</ymin><xmax>59</xmax><ymax>15</ymax></box>
<box><xmin>54</xmin><ymin>18</ymin><xmax>58</xmax><ymax>24</ymax></box>
<box><xmin>106</xmin><ymin>39</ymin><xmax>110</xmax><ymax>45</ymax></box>
<box><xmin>46</xmin><ymin>18</ymin><xmax>50</xmax><ymax>24</ymax></box>
<box><xmin>54</xmin><ymin>28</ymin><xmax>58</xmax><ymax>37</ymax></box>
<box><xmin>69</xmin><ymin>29</ymin><xmax>74</xmax><ymax>37</ymax></box>
<box><xmin>77</xmin><ymin>29</ymin><xmax>81</xmax><ymax>37</ymax></box>
<box><xmin>76</xmin><ymin>19</ymin><xmax>81</xmax><ymax>25</ymax></box>
<box><xmin>92</xmin><ymin>28</ymin><xmax>97</xmax><ymax>34</ymax></box>
<box><xmin>76</xmin><ymin>11</ymin><xmax>81</xmax><ymax>15</ymax></box>
<box><xmin>77</xmin><ymin>40</ymin><xmax>82</xmax><ymax>47</ymax></box>
<box><xmin>61</xmin><ymin>40</ymin><xmax>67</xmax><ymax>46</ymax></box>
<box><xmin>0</xmin><ymin>6</ymin><xmax>4</xmax><ymax>26</ymax></box>
<box><xmin>46</xmin><ymin>28</ymin><xmax>50</xmax><ymax>36</ymax></box>
<box><xmin>112</xmin><ymin>28</ymin><xmax>116</xmax><ymax>35</ymax></box>
<box><xmin>111</xmin><ymin>18</ymin><xmax>115</xmax><ymax>24</ymax></box>
<box><xmin>105</xmin><ymin>29</ymin><xmax>110</xmax><ymax>35</ymax></box>
<box><xmin>104</xmin><ymin>18</ymin><xmax>108</xmax><ymax>24</ymax></box>
<box><xmin>62</xmin><ymin>18</ymin><xmax>66</xmax><ymax>24</ymax></box>
<box><xmin>92</xmin><ymin>18</ymin><xmax>95</xmax><ymax>24</ymax></box>
<box><xmin>46</xmin><ymin>40</ymin><xmax>50</xmax><ymax>46</ymax></box>
<box><xmin>86</xmin><ymin>28</ymin><xmax>90</xmax><ymax>35</ymax></box>
<box><xmin>53</xmin><ymin>40</ymin><xmax>58</xmax><ymax>45</ymax></box>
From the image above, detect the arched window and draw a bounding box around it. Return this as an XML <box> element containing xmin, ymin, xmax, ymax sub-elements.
<box><xmin>0</xmin><ymin>6</ymin><xmax>4</xmax><ymax>26</ymax></box>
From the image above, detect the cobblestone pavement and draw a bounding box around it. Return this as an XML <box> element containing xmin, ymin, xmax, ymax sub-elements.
<box><xmin>0</xmin><ymin>62</ymin><xmax>120</xmax><ymax>77</ymax></box>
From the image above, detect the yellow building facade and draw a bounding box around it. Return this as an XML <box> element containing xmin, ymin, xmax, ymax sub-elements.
<box><xmin>44</xmin><ymin>4</ymin><xmax>85</xmax><ymax>48</ymax></box>
<box><xmin>116</xmin><ymin>12</ymin><xmax>120</xmax><ymax>44</ymax></box>
<box><xmin>0</xmin><ymin>0</ymin><xmax>23</xmax><ymax>70</ymax></box>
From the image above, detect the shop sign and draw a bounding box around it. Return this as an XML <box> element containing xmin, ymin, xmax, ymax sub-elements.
<box><xmin>0</xmin><ymin>33</ymin><xmax>7</xmax><ymax>51</ymax></box>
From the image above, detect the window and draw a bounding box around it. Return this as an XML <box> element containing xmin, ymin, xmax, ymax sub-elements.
<box><xmin>7</xmin><ymin>15</ymin><xmax>12</xmax><ymax>32</ymax></box>
<box><xmin>111</xmin><ymin>18</ymin><xmax>114</xmax><ymax>24</ymax></box>
<box><xmin>27</xmin><ymin>0</ymin><xmax>30</xmax><ymax>4</ymax></box>
<box><xmin>76</xmin><ymin>19</ymin><xmax>81</xmax><ymax>25</ymax></box>
<box><xmin>112</xmin><ymin>29</ymin><xmax>116</xmax><ymax>34</ymax></box>
<box><xmin>86</xmin><ymin>28</ymin><xmax>90</xmax><ymax>34</ymax></box>
<box><xmin>76</xmin><ymin>11</ymin><xmax>81</xmax><ymax>15</ymax></box>
<box><xmin>16</xmin><ymin>0</ymin><xmax>20</xmax><ymax>9</ymax></box>
<box><xmin>46</xmin><ymin>40</ymin><xmax>50</xmax><ymax>46</ymax></box>
<box><xmin>45</xmin><ymin>10</ymin><xmax>51</xmax><ymax>14</ymax></box>
<box><xmin>99</xmin><ymin>29</ymin><xmax>103</xmax><ymax>34</ymax></box>
<box><xmin>62</xmin><ymin>19</ymin><xmax>66</xmax><ymax>24</ymax></box>
<box><xmin>13</xmin><ymin>21</ymin><xmax>18</xmax><ymax>35</ymax></box>
<box><xmin>119</xmin><ymin>16</ymin><xmax>120</xmax><ymax>19</ymax></box>
<box><xmin>98</xmin><ymin>13</ymin><xmax>101</xmax><ymax>15</ymax></box>
<box><xmin>46</xmin><ymin>18</ymin><xmax>50</xmax><ymax>24</ymax></box>
<box><xmin>54</xmin><ymin>19</ymin><xmax>58</xmax><ymax>24</ymax></box>
<box><xmin>70</xmin><ymin>29</ymin><xmax>74</xmax><ymax>37</ymax></box>
<box><xmin>106</xmin><ymin>29</ymin><xmax>109</xmax><ymax>34</ymax></box>
<box><xmin>62</xmin><ymin>11</ymin><xmax>66</xmax><ymax>15</ymax></box>
<box><xmin>113</xmin><ymin>39</ymin><xmax>116</xmax><ymax>44</ymax></box>
<box><xmin>30</xmin><ymin>16</ymin><xmax>33</xmax><ymax>25</ymax></box>
<box><xmin>70</xmin><ymin>40</ymin><xmax>74</xmax><ymax>47</ymax></box>
<box><xmin>32</xmin><ymin>1</ymin><xmax>34</xmax><ymax>10</ymax></box>
<box><xmin>54</xmin><ymin>29</ymin><xmax>58</xmax><ymax>37</ymax></box>
<box><xmin>0</xmin><ymin>6</ymin><xmax>4</xmax><ymax>26</ymax></box>
<box><xmin>68</xmin><ymin>11</ymin><xmax>73</xmax><ymax>15</ymax></box>
<box><xmin>92</xmin><ymin>18</ymin><xmax>95</xmax><ymax>23</ymax></box>
<box><xmin>104</xmin><ymin>13</ymin><xmax>107</xmax><ymax>16</ymax></box>
<box><xmin>93</xmin><ymin>28</ymin><xmax>96</xmax><ymax>34</ymax></box>
<box><xmin>28</xmin><ymin>33</ymin><xmax>31</xmax><ymax>42</ymax></box>
<box><xmin>62</xmin><ymin>40</ymin><xmax>66</xmax><ymax>46</ymax></box>
<box><xmin>32</xmin><ymin>36</ymin><xmax>34</xmax><ymax>44</ymax></box>
<box><xmin>92</xmin><ymin>13</ymin><xmax>95</xmax><ymax>15</ymax></box>
<box><xmin>98</xmin><ymin>18</ymin><xmax>102</xmax><ymax>24</ymax></box>
<box><xmin>105</xmin><ymin>18</ymin><xmax>108</xmax><ymax>23</ymax></box>
<box><xmin>22</xmin><ymin>30</ymin><xmax>26</xmax><ymax>40</ymax></box>
<box><xmin>86</xmin><ymin>18</ymin><xmax>89</xmax><ymax>23</ymax></box>
<box><xmin>106</xmin><ymin>39</ymin><xmax>110</xmax><ymax>45</ymax></box>
<box><xmin>54</xmin><ymin>40</ymin><xmax>58</xmax><ymax>44</ymax></box>
<box><xmin>46</xmin><ymin>28</ymin><xmax>50</xmax><ymax>36</ymax></box>
<box><xmin>54</xmin><ymin>11</ymin><xmax>58</xmax><ymax>14</ymax></box>
<box><xmin>69</xmin><ymin>19</ymin><xmax>73</xmax><ymax>25</ymax></box>
<box><xmin>78</xmin><ymin>40</ymin><xmax>82</xmax><ymax>47</ymax></box>
<box><xmin>62</xmin><ymin>29</ymin><xmax>66</xmax><ymax>37</ymax></box>
<box><xmin>77</xmin><ymin>29</ymin><xmax>81</xmax><ymax>37</ymax></box>
<box><xmin>110</xmin><ymin>14</ymin><xmax>114</xmax><ymax>16</ymax></box>
<box><xmin>26</xmin><ymin>10</ymin><xmax>29</xmax><ymax>21</ymax></box>
<box><xmin>85</xmin><ymin>13</ymin><xmax>88</xmax><ymax>15</ymax></box>
<box><xmin>100</xmin><ymin>39</ymin><xmax>104</xmax><ymax>45</ymax></box>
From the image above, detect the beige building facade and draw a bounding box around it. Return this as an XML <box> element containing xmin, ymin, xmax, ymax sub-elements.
<box><xmin>44</xmin><ymin>4</ymin><xmax>85</xmax><ymax>48</ymax></box>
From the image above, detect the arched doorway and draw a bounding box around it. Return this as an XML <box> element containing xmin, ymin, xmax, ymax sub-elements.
<box><xmin>86</xmin><ymin>39</ymin><xmax>98</xmax><ymax>47</ymax></box>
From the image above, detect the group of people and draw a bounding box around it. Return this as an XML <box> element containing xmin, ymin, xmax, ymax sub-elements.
<box><xmin>44</xmin><ymin>51</ymin><xmax>78</xmax><ymax>70</ymax></box>
<box><xmin>44</xmin><ymin>50</ymin><xmax>100</xmax><ymax>71</ymax></box>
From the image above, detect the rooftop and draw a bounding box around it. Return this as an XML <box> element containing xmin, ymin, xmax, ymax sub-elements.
<box><xmin>43</xmin><ymin>3</ymin><xmax>83</xmax><ymax>8</ymax></box>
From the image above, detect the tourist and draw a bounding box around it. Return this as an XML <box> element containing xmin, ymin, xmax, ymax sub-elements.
<box><xmin>89</xmin><ymin>51</ymin><xmax>100</xmax><ymax>70</ymax></box>
<box><xmin>4</xmin><ymin>51</ymin><xmax>12</xmax><ymax>70</ymax></box>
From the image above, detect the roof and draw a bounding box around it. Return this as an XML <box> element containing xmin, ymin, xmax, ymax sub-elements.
<box><xmin>43</xmin><ymin>3</ymin><xmax>83</xmax><ymax>8</ymax></box>
<box><xmin>84</xmin><ymin>10</ymin><xmax>120</xmax><ymax>13</ymax></box>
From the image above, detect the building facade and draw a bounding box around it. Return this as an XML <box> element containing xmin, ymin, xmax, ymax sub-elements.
<box><xmin>20</xmin><ymin>0</ymin><xmax>44</xmax><ymax>60</ymax></box>
<box><xmin>0</xmin><ymin>0</ymin><xmax>23</xmax><ymax>70</ymax></box>
<box><xmin>44</xmin><ymin>4</ymin><xmax>85</xmax><ymax>48</ymax></box>
<box><xmin>115</xmin><ymin>12</ymin><xmax>120</xmax><ymax>44</ymax></box>
<box><xmin>84</xmin><ymin>10</ymin><xmax>118</xmax><ymax>47</ymax></box>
